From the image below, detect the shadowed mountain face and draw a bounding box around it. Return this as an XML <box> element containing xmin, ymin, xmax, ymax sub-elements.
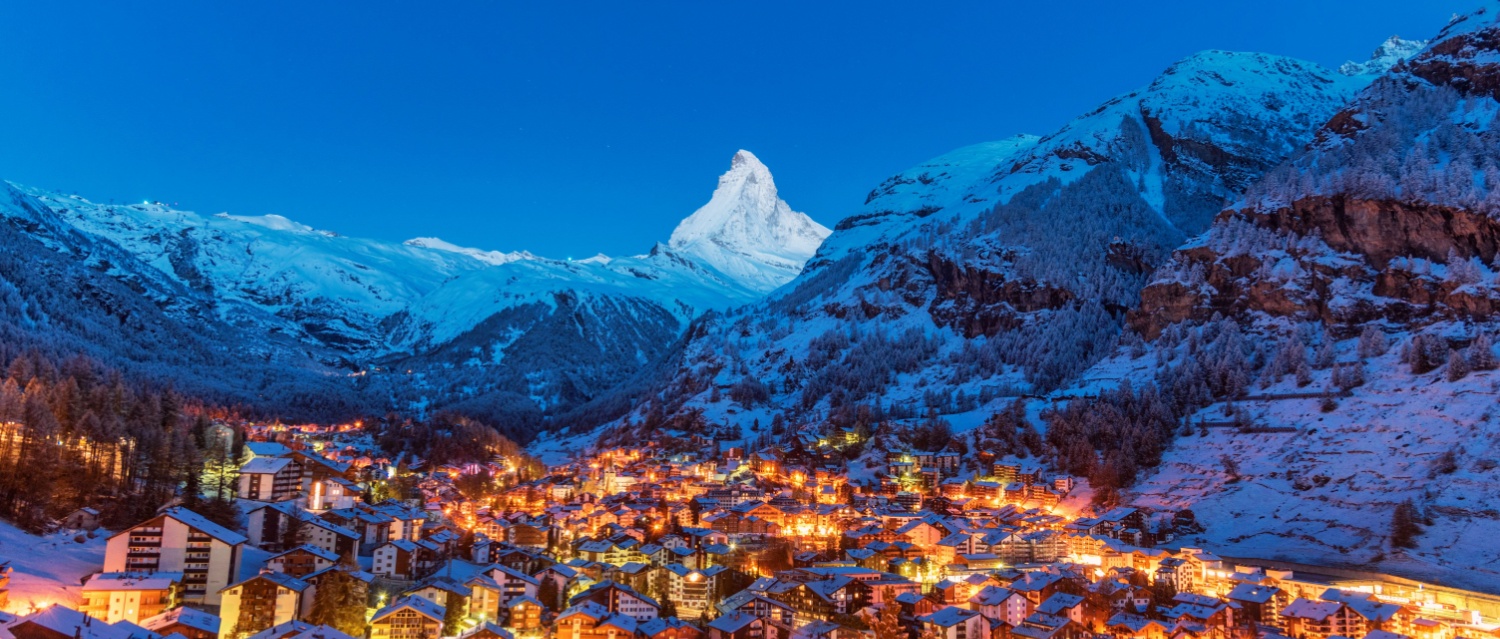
<box><xmin>0</xmin><ymin>153</ymin><xmax>826</xmax><ymax>435</ymax></box>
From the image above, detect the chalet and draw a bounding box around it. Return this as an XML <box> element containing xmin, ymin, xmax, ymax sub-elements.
<box><xmin>557</xmin><ymin>601</ymin><xmax>640</xmax><ymax>639</ymax></box>
<box><xmin>661</xmin><ymin>564</ymin><xmax>722</xmax><ymax>620</ymax></box>
<box><xmin>1105</xmin><ymin>613</ymin><xmax>1168</xmax><ymax>639</ymax></box>
<box><xmin>1280</xmin><ymin>598</ymin><xmax>1367</xmax><ymax>639</ymax></box>
<box><xmin>370</xmin><ymin>596</ymin><xmax>446</xmax><ymax>639</ymax></box>
<box><xmin>243</xmin><ymin>620</ymin><xmax>361</xmax><ymax>639</ymax></box>
<box><xmin>716</xmin><ymin>591</ymin><xmax>796</xmax><ymax>626</ymax></box>
<box><xmin>708</xmin><ymin>612</ymin><xmax>791</xmax><ymax>639</ymax></box>
<box><xmin>63</xmin><ymin>507</ymin><xmax>102</xmax><ymax>531</ymax></box>
<box><xmin>266</xmin><ymin>545</ymin><xmax>339</xmax><ymax>578</ymax></box>
<box><xmin>371</xmin><ymin>540</ymin><xmax>413</xmax><ymax>579</ymax></box>
<box><xmin>1010</xmin><ymin>612</ymin><xmax>1084</xmax><ymax>639</ymax></box>
<box><xmin>459</xmin><ymin>623</ymin><xmax>514</xmax><ymax>639</ymax></box>
<box><xmin>570</xmin><ymin>580</ymin><xmax>660</xmax><ymax>622</ymax></box>
<box><xmin>639</xmin><ymin>617</ymin><xmax>705</xmax><ymax>639</ymax></box>
<box><xmin>1035</xmin><ymin>593</ymin><xmax>1087</xmax><ymax>627</ymax></box>
<box><xmin>217</xmin><ymin>571</ymin><xmax>311</xmax><ymax>639</ymax></box>
<box><xmin>970</xmin><ymin>586</ymin><xmax>1033</xmax><ymax>627</ymax></box>
<box><xmin>918</xmin><ymin>606</ymin><xmax>987</xmax><ymax>639</ymax></box>
<box><xmin>507</xmin><ymin>595</ymin><xmax>546</xmax><ymax>631</ymax></box>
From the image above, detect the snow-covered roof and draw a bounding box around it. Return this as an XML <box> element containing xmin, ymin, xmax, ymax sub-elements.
<box><xmin>372</xmin><ymin>596</ymin><xmax>445</xmax><ymax>623</ymax></box>
<box><xmin>83</xmin><ymin>572</ymin><xmax>185</xmax><ymax>592</ymax></box>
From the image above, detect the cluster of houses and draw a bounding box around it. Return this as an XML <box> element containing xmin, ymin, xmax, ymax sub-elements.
<box><xmin>0</xmin><ymin>425</ymin><xmax>1494</xmax><ymax>639</ymax></box>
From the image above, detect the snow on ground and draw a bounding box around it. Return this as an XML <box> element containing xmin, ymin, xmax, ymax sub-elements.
<box><xmin>1127</xmin><ymin>337</ymin><xmax>1500</xmax><ymax>594</ymax></box>
<box><xmin>0</xmin><ymin>520</ymin><xmax>106</xmax><ymax>613</ymax></box>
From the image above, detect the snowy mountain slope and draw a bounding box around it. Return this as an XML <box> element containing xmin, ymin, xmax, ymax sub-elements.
<box><xmin>1091</xmin><ymin>4</ymin><xmax>1500</xmax><ymax>593</ymax></box>
<box><xmin>0</xmin><ymin>183</ymin><xmax>364</xmax><ymax>418</ymax></box>
<box><xmin>23</xmin><ymin>188</ymin><xmax>488</xmax><ymax>353</ymax></box>
<box><xmin>574</xmin><ymin>43</ymin><xmax>1398</xmax><ymax>446</ymax></box>
<box><xmin>0</xmin><ymin>151</ymin><xmax>825</xmax><ymax>433</ymax></box>
<box><xmin>996</xmin><ymin>50</ymin><xmax>1372</xmax><ymax>235</ymax></box>
<box><xmin>1129</xmin><ymin>335</ymin><xmax>1500</xmax><ymax>594</ymax></box>
<box><xmin>668</xmin><ymin>150</ymin><xmax>831</xmax><ymax>293</ymax></box>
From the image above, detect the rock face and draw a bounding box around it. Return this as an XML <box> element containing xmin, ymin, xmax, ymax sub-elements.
<box><xmin>1132</xmin><ymin>7</ymin><xmax>1500</xmax><ymax>339</ymax></box>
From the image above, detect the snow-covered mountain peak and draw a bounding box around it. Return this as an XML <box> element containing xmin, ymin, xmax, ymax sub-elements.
<box><xmin>667</xmin><ymin>151</ymin><xmax>831</xmax><ymax>293</ymax></box>
<box><xmin>213</xmin><ymin>212</ymin><xmax>324</xmax><ymax>234</ymax></box>
<box><xmin>727</xmin><ymin>149</ymin><xmax>771</xmax><ymax>180</ymax></box>
<box><xmin>1338</xmin><ymin>35</ymin><xmax>1427</xmax><ymax>76</ymax></box>
<box><xmin>403</xmin><ymin>236</ymin><xmax>537</xmax><ymax>266</ymax></box>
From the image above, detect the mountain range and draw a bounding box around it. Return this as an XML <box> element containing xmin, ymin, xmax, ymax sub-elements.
<box><xmin>7</xmin><ymin>2</ymin><xmax>1500</xmax><ymax>591</ymax></box>
<box><xmin>0</xmin><ymin>150</ymin><xmax>826</xmax><ymax>437</ymax></box>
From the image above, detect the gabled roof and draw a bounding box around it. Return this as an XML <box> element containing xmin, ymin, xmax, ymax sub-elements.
<box><xmin>920</xmin><ymin>606</ymin><xmax>979</xmax><ymax>627</ymax></box>
<box><xmin>970</xmin><ymin>585</ymin><xmax>1019</xmax><ymax>606</ymax></box>
<box><xmin>223</xmin><ymin>570</ymin><xmax>310</xmax><ymax>593</ymax></box>
<box><xmin>272</xmin><ymin>544</ymin><xmax>340</xmax><ymax>564</ymax></box>
<box><xmin>372</xmin><ymin>596</ymin><xmax>446</xmax><ymax>623</ymax></box>
<box><xmin>84</xmin><ymin>572</ymin><xmax>185</xmax><ymax>592</ymax></box>
<box><xmin>459</xmin><ymin>623</ymin><xmax>515</xmax><ymax>639</ymax></box>
<box><xmin>7</xmin><ymin>604</ymin><xmax>144</xmax><ymax>639</ymax></box>
<box><xmin>708</xmin><ymin>612</ymin><xmax>760</xmax><ymax>634</ymax></box>
<box><xmin>488</xmin><ymin>563</ymin><xmax>540</xmax><ymax>585</ymax></box>
<box><xmin>244</xmin><ymin>621</ymin><xmax>361</xmax><ymax>639</ymax></box>
<box><xmin>1106</xmin><ymin>613</ymin><xmax>1167</xmax><ymax>632</ymax></box>
<box><xmin>1036</xmin><ymin>593</ymin><xmax>1085</xmax><ymax>615</ymax></box>
<box><xmin>379</xmin><ymin>539</ymin><xmax>419</xmax><ymax>553</ymax></box>
<box><xmin>557</xmin><ymin>601</ymin><xmax>611</xmax><ymax>622</ymax></box>
<box><xmin>241</xmin><ymin>457</ymin><xmax>295</xmax><ymax>475</ymax></box>
<box><xmin>1226</xmin><ymin>582</ymin><xmax>1279</xmax><ymax>604</ymax></box>
<box><xmin>571</xmin><ymin>579</ymin><xmax>660</xmax><ymax>609</ymax></box>
<box><xmin>141</xmin><ymin>607</ymin><xmax>221</xmax><ymax>635</ymax></box>
<box><xmin>1281</xmin><ymin>598</ymin><xmax>1343</xmax><ymax>622</ymax></box>
<box><xmin>407</xmin><ymin>575</ymin><xmax>472</xmax><ymax>598</ymax></box>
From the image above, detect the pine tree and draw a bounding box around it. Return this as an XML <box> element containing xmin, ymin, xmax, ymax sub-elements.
<box><xmin>280</xmin><ymin>508</ymin><xmax>308</xmax><ymax>552</ymax></box>
<box><xmin>1447</xmin><ymin>349</ymin><xmax>1470</xmax><ymax>382</ymax></box>
<box><xmin>1469</xmin><ymin>334</ymin><xmax>1498</xmax><ymax>371</ymax></box>
<box><xmin>869</xmin><ymin>590</ymin><xmax>906</xmax><ymax>639</ymax></box>
<box><xmin>307</xmin><ymin>553</ymin><xmax>370</xmax><ymax>637</ymax></box>
<box><xmin>1390</xmin><ymin>499</ymin><xmax>1422</xmax><ymax>549</ymax></box>
<box><xmin>1313</xmin><ymin>340</ymin><xmax>1335</xmax><ymax>370</ymax></box>
<box><xmin>443</xmin><ymin>591</ymin><xmax>467</xmax><ymax>636</ymax></box>
<box><xmin>1357</xmin><ymin>326</ymin><xmax>1388</xmax><ymax>359</ymax></box>
<box><xmin>537</xmin><ymin>577</ymin><xmax>560</xmax><ymax>612</ymax></box>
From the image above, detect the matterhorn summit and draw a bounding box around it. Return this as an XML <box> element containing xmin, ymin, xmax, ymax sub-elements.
<box><xmin>668</xmin><ymin>150</ymin><xmax>831</xmax><ymax>293</ymax></box>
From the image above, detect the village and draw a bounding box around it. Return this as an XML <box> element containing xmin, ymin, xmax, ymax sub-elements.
<box><xmin>1</xmin><ymin>420</ymin><xmax>1496</xmax><ymax>639</ymax></box>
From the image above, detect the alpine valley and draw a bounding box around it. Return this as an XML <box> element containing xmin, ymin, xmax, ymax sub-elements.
<box><xmin>8</xmin><ymin>1</ymin><xmax>1500</xmax><ymax>597</ymax></box>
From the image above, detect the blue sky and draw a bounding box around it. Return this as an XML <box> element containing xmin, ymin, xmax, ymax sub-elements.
<box><xmin>0</xmin><ymin>1</ymin><xmax>1469</xmax><ymax>259</ymax></box>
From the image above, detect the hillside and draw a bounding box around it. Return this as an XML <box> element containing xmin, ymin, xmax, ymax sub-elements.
<box><xmin>0</xmin><ymin>152</ymin><xmax>824</xmax><ymax>433</ymax></box>
<box><xmin>574</xmin><ymin>39</ymin><xmax>1410</xmax><ymax>448</ymax></box>
<box><xmin>1102</xmin><ymin>4</ymin><xmax>1500</xmax><ymax>592</ymax></box>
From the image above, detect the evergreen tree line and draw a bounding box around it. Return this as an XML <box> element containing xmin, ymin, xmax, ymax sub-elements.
<box><xmin>374</xmin><ymin>410</ymin><xmax>544</xmax><ymax>478</ymax></box>
<box><xmin>0</xmin><ymin>348</ymin><xmax>243</xmax><ymax>532</ymax></box>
